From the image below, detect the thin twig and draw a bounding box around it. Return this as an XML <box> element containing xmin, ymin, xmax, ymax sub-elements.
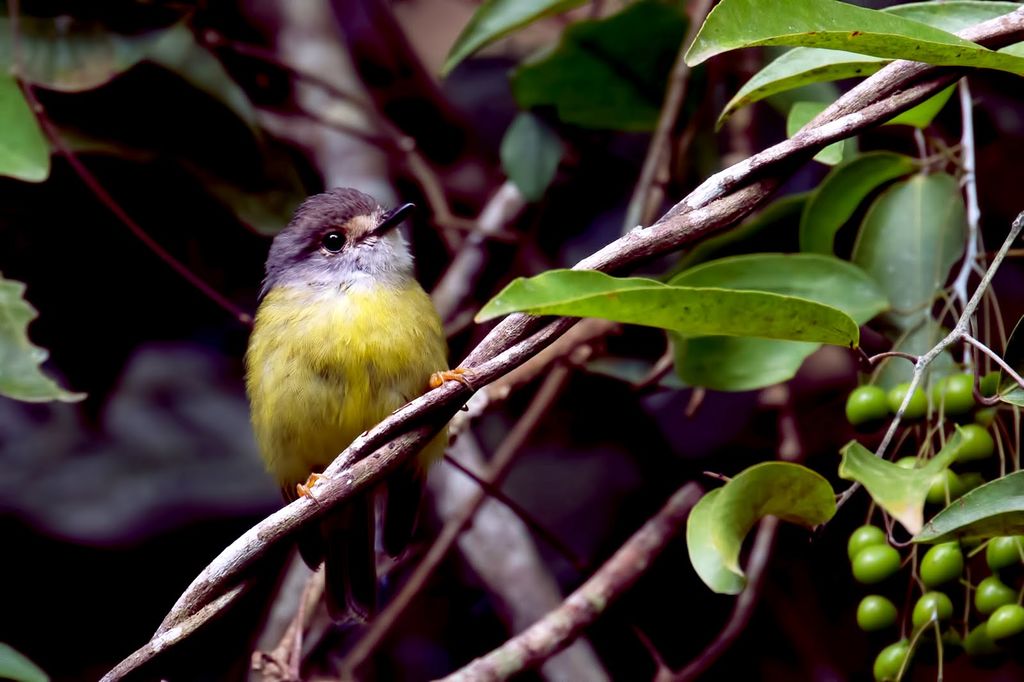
<box><xmin>339</xmin><ymin>365</ymin><xmax>574</xmax><ymax>676</ymax></box>
<box><xmin>437</xmin><ymin>483</ymin><xmax>703</xmax><ymax>682</ymax></box>
<box><xmin>964</xmin><ymin>333</ymin><xmax>1024</xmax><ymax>390</ymax></box>
<box><xmin>665</xmin><ymin>518</ymin><xmax>779</xmax><ymax>682</ymax></box>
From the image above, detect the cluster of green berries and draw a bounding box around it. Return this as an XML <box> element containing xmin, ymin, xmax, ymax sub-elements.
<box><xmin>847</xmin><ymin>372</ymin><xmax>998</xmax><ymax>504</ymax></box>
<box><xmin>848</xmin><ymin>527</ymin><xmax>1024</xmax><ymax>680</ymax></box>
<box><xmin>845</xmin><ymin>372</ymin><xmax>998</xmax><ymax>427</ymax></box>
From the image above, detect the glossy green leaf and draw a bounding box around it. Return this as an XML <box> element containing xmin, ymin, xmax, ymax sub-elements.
<box><xmin>500</xmin><ymin>112</ymin><xmax>564</xmax><ymax>201</ymax></box>
<box><xmin>719</xmin><ymin>47</ymin><xmax>883</xmax><ymax>127</ymax></box>
<box><xmin>476</xmin><ymin>270</ymin><xmax>860</xmax><ymax>347</ymax></box>
<box><xmin>669</xmin><ymin>254</ymin><xmax>887</xmax><ymax>391</ymax></box>
<box><xmin>0</xmin><ymin>74</ymin><xmax>49</xmax><ymax>182</ymax></box>
<box><xmin>786</xmin><ymin>101</ymin><xmax>848</xmax><ymax>165</ymax></box>
<box><xmin>686</xmin><ymin>489</ymin><xmax>747</xmax><ymax>594</ymax></box>
<box><xmin>997</xmin><ymin>315</ymin><xmax>1024</xmax><ymax>405</ymax></box>
<box><xmin>852</xmin><ymin>173</ymin><xmax>966</xmax><ymax>387</ymax></box>
<box><xmin>442</xmin><ymin>0</ymin><xmax>586</xmax><ymax>75</ymax></box>
<box><xmin>800</xmin><ymin>152</ymin><xmax>918</xmax><ymax>255</ymax></box>
<box><xmin>840</xmin><ymin>431</ymin><xmax>965</xmax><ymax>535</ymax></box>
<box><xmin>672</xmin><ymin>336</ymin><xmax>820</xmax><ymax>392</ymax></box>
<box><xmin>669</xmin><ymin>254</ymin><xmax>888</xmax><ymax>323</ymax></box>
<box><xmin>687</xmin><ymin>0</ymin><xmax>1024</xmax><ymax>75</ymax></box>
<box><xmin>688</xmin><ymin>462</ymin><xmax>835</xmax><ymax>594</ymax></box>
<box><xmin>915</xmin><ymin>471</ymin><xmax>1024</xmax><ymax>543</ymax></box>
<box><xmin>884</xmin><ymin>84</ymin><xmax>955</xmax><ymax>128</ymax></box>
<box><xmin>511</xmin><ymin>1</ymin><xmax>688</xmax><ymax>131</ymax></box>
<box><xmin>0</xmin><ymin>643</ymin><xmax>48</xmax><ymax>682</ymax></box>
<box><xmin>717</xmin><ymin>2</ymin><xmax>1022</xmax><ymax>124</ymax></box>
<box><xmin>0</xmin><ymin>275</ymin><xmax>82</xmax><ymax>402</ymax></box>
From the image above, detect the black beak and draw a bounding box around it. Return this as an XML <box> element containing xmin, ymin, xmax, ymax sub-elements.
<box><xmin>374</xmin><ymin>203</ymin><xmax>416</xmax><ymax>236</ymax></box>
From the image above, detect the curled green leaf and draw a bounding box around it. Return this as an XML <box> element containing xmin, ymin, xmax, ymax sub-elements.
<box><xmin>687</xmin><ymin>462</ymin><xmax>836</xmax><ymax>594</ymax></box>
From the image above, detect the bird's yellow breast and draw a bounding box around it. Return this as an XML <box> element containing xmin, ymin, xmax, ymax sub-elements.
<box><xmin>245</xmin><ymin>279</ymin><xmax>448</xmax><ymax>491</ymax></box>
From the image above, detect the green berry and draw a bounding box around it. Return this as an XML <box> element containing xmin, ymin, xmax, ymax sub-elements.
<box><xmin>986</xmin><ymin>604</ymin><xmax>1024</xmax><ymax>640</ymax></box>
<box><xmin>853</xmin><ymin>544</ymin><xmax>901</xmax><ymax>584</ymax></box>
<box><xmin>912</xmin><ymin>591</ymin><xmax>954</xmax><ymax>629</ymax></box>
<box><xmin>920</xmin><ymin>542</ymin><xmax>964</xmax><ymax>587</ymax></box>
<box><xmin>847</xmin><ymin>385</ymin><xmax>890</xmax><ymax>426</ymax></box>
<box><xmin>980</xmin><ymin>371</ymin><xmax>1000</xmax><ymax>397</ymax></box>
<box><xmin>925</xmin><ymin>470</ymin><xmax>963</xmax><ymax>506</ymax></box>
<box><xmin>848</xmin><ymin>525</ymin><xmax>887</xmax><ymax>562</ymax></box>
<box><xmin>975</xmin><ymin>575</ymin><xmax>1017</xmax><ymax>615</ymax></box>
<box><xmin>858</xmin><ymin>595</ymin><xmax>898</xmax><ymax>631</ymax></box>
<box><xmin>959</xmin><ymin>472</ymin><xmax>985</xmax><ymax>495</ymax></box>
<box><xmin>956</xmin><ymin>424</ymin><xmax>995</xmax><ymax>462</ymax></box>
<box><xmin>986</xmin><ymin>536</ymin><xmax>1024</xmax><ymax>571</ymax></box>
<box><xmin>887</xmin><ymin>382</ymin><xmax>928</xmax><ymax>418</ymax></box>
<box><xmin>894</xmin><ymin>456</ymin><xmax>917</xmax><ymax>469</ymax></box>
<box><xmin>873</xmin><ymin>640</ymin><xmax>910</xmax><ymax>682</ymax></box>
<box><xmin>933</xmin><ymin>373</ymin><xmax>976</xmax><ymax>415</ymax></box>
<box><xmin>964</xmin><ymin>622</ymin><xmax>1001</xmax><ymax>657</ymax></box>
<box><xmin>975</xmin><ymin>406</ymin><xmax>998</xmax><ymax>427</ymax></box>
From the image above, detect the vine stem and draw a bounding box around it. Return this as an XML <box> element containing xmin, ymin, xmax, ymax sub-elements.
<box><xmin>952</xmin><ymin>78</ymin><xmax>981</xmax><ymax>350</ymax></box>
<box><xmin>836</xmin><ymin>211</ymin><xmax>1024</xmax><ymax>510</ymax></box>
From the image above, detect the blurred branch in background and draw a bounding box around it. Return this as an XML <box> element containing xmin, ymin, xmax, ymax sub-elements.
<box><xmin>439</xmin><ymin>483</ymin><xmax>703</xmax><ymax>682</ymax></box>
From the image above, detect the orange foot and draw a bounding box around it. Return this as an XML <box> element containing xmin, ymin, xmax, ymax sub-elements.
<box><xmin>296</xmin><ymin>472</ymin><xmax>326</xmax><ymax>498</ymax></box>
<box><xmin>430</xmin><ymin>367</ymin><xmax>475</xmax><ymax>390</ymax></box>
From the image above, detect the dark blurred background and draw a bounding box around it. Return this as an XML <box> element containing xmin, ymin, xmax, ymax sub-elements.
<box><xmin>4</xmin><ymin>1</ymin><xmax>1024</xmax><ymax>681</ymax></box>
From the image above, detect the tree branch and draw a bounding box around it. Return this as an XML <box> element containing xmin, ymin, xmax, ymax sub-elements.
<box><xmin>438</xmin><ymin>483</ymin><xmax>703</xmax><ymax>682</ymax></box>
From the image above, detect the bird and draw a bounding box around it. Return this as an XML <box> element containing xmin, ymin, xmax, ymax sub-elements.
<box><xmin>245</xmin><ymin>187</ymin><xmax>462</xmax><ymax>619</ymax></box>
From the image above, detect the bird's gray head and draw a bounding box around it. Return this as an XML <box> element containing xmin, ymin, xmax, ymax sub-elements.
<box><xmin>260</xmin><ymin>188</ymin><xmax>416</xmax><ymax>299</ymax></box>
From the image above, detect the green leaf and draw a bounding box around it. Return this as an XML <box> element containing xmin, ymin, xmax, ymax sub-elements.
<box><xmin>0</xmin><ymin>74</ymin><xmax>49</xmax><ymax>182</ymax></box>
<box><xmin>786</xmin><ymin>100</ymin><xmax>849</xmax><ymax>165</ymax></box>
<box><xmin>688</xmin><ymin>462</ymin><xmax>835</xmax><ymax>594</ymax></box>
<box><xmin>511</xmin><ymin>1</ymin><xmax>688</xmax><ymax>131</ymax></box>
<box><xmin>686</xmin><ymin>0</ymin><xmax>1024</xmax><ymax>75</ymax></box>
<box><xmin>852</xmin><ymin>173</ymin><xmax>966</xmax><ymax>387</ymax></box>
<box><xmin>716</xmin><ymin>1</ymin><xmax>1022</xmax><ymax>124</ymax></box>
<box><xmin>840</xmin><ymin>431</ymin><xmax>965</xmax><ymax>535</ymax></box>
<box><xmin>914</xmin><ymin>471</ymin><xmax>1024</xmax><ymax>543</ymax></box>
<box><xmin>0</xmin><ymin>274</ymin><xmax>83</xmax><ymax>403</ymax></box>
<box><xmin>669</xmin><ymin>254</ymin><xmax>888</xmax><ymax>323</ymax></box>
<box><xmin>500</xmin><ymin>112</ymin><xmax>564</xmax><ymax>201</ymax></box>
<box><xmin>0</xmin><ymin>643</ymin><xmax>48</xmax><ymax>682</ymax></box>
<box><xmin>800</xmin><ymin>151</ymin><xmax>918</xmax><ymax>255</ymax></box>
<box><xmin>719</xmin><ymin>47</ymin><xmax>883</xmax><ymax>127</ymax></box>
<box><xmin>0</xmin><ymin>17</ymin><xmax>254</xmax><ymax>127</ymax></box>
<box><xmin>0</xmin><ymin>16</ymin><xmax>164</xmax><ymax>91</ymax></box>
<box><xmin>686</xmin><ymin>489</ymin><xmax>747</xmax><ymax>594</ymax></box>
<box><xmin>669</xmin><ymin>254</ymin><xmax>887</xmax><ymax>391</ymax></box>
<box><xmin>884</xmin><ymin>84</ymin><xmax>955</xmax><ymax>128</ymax></box>
<box><xmin>476</xmin><ymin>270</ymin><xmax>860</xmax><ymax>347</ymax></box>
<box><xmin>442</xmin><ymin>0</ymin><xmax>586</xmax><ymax>75</ymax></box>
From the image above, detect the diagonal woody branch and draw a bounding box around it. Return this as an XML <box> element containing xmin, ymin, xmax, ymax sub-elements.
<box><xmin>101</xmin><ymin>9</ymin><xmax>1024</xmax><ymax>681</ymax></box>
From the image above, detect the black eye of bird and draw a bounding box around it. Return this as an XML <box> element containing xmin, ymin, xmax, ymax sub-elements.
<box><xmin>321</xmin><ymin>231</ymin><xmax>345</xmax><ymax>253</ymax></box>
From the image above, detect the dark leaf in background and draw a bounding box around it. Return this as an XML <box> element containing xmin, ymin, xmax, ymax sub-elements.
<box><xmin>512</xmin><ymin>0</ymin><xmax>688</xmax><ymax>131</ymax></box>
